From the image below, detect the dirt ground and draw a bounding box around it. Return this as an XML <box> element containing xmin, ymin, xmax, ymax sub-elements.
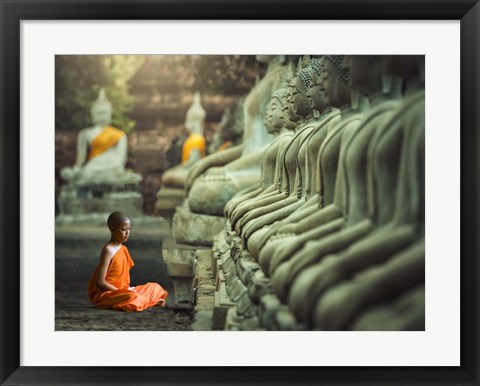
<box><xmin>55</xmin><ymin>292</ymin><xmax>193</xmax><ymax>331</ymax></box>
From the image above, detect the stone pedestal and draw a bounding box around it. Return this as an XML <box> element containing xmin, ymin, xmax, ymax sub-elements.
<box><xmin>57</xmin><ymin>182</ymin><xmax>143</xmax><ymax>224</ymax></box>
<box><xmin>163</xmin><ymin>247</ymin><xmax>196</xmax><ymax>309</ymax></box>
<box><xmin>173</xmin><ymin>203</ymin><xmax>226</xmax><ymax>246</ymax></box>
<box><xmin>212</xmin><ymin>282</ymin><xmax>236</xmax><ymax>329</ymax></box>
<box><xmin>155</xmin><ymin>187</ymin><xmax>186</xmax><ymax>221</ymax></box>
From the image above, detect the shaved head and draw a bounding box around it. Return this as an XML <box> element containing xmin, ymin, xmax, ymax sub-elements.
<box><xmin>107</xmin><ymin>211</ymin><xmax>130</xmax><ymax>229</ymax></box>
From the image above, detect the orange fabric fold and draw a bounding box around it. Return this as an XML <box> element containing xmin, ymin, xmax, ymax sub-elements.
<box><xmin>218</xmin><ymin>140</ymin><xmax>233</xmax><ymax>151</ymax></box>
<box><xmin>88</xmin><ymin>125</ymin><xmax>126</xmax><ymax>160</ymax></box>
<box><xmin>181</xmin><ymin>133</ymin><xmax>206</xmax><ymax>164</ymax></box>
<box><xmin>87</xmin><ymin>245</ymin><xmax>168</xmax><ymax>312</ymax></box>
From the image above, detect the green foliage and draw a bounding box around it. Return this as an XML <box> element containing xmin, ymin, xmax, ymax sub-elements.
<box><xmin>55</xmin><ymin>55</ymin><xmax>144</xmax><ymax>133</ymax></box>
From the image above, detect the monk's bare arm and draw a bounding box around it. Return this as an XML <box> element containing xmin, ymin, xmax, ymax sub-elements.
<box><xmin>95</xmin><ymin>246</ymin><xmax>119</xmax><ymax>292</ymax></box>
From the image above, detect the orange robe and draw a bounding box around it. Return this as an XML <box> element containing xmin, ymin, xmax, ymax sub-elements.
<box><xmin>88</xmin><ymin>125</ymin><xmax>126</xmax><ymax>160</ymax></box>
<box><xmin>181</xmin><ymin>133</ymin><xmax>206</xmax><ymax>164</ymax></box>
<box><xmin>87</xmin><ymin>245</ymin><xmax>168</xmax><ymax>312</ymax></box>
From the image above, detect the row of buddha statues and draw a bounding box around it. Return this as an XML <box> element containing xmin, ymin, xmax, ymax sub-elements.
<box><xmin>171</xmin><ymin>55</ymin><xmax>425</xmax><ymax>330</ymax></box>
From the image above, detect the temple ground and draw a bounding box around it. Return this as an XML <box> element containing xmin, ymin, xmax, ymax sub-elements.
<box><xmin>55</xmin><ymin>218</ymin><xmax>196</xmax><ymax>331</ymax></box>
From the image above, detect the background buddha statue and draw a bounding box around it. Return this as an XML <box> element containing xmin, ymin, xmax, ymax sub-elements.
<box><xmin>60</xmin><ymin>88</ymin><xmax>141</xmax><ymax>185</ymax></box>
<box><xmin>181</xmin><ymin>91</ymin><xmax>207</xmax><ymax>165</ymax></box>
<box><xmin>208</xmin><ymin>98</ymin><xmax>245</xmax><ymax>155</ymax></box>
<box><xmin>160</xmin><ymin>92</ymin><xmax>207</xmax><ymax>189</ymax></box>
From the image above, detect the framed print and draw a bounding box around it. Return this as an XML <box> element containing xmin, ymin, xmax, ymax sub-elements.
<box><xmin>1</xmin><ymin>0</ymin><xmax>479</xmax><ymax>385</ymax></box>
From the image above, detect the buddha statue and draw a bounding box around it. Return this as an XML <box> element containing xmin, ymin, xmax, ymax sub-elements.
<box><xmin>160</xmin><ymin>92</ymin><xmax>207</xmax><ymax>189</ymax></box>
<box><xmin>271</xmin><ymin>57</ymin><xmax>405</xmax><ymax>307</ymax></box>
<box><xmin>254</xmin><ymin>57</ymin><xmax>342</xmax><ymax>253</ymax></box>
<box><xmin>185</xmin><ymin>55</ymin><xmax>292</xmax><ymax>216</ymax></box>
<box><xmin>224</xmin><ymin>85</ymin><xmax>297</xmax><ymax>219</ymax></box>
<box><xmin>227</xmin><ymin>62</ymin><xmax>311</xmax><ymax>232</ymax></box>
<box><xmin>232</xmin><ymin>60</ymin><xmax>322</xmax><ymax>245</ymax></box>
<box><xmin>256</xmin><ymin>55</ymin><xmax>364</xmax><ymax>279</ymax></box>
<box><xmin>57</xmin><ymin>88</ymin><xmax>143</xmax><ymax>221</ymax></box>
<box><xmin>243</xmin><ymin>55</ymin><xmax>366</xmax><ymax>319</ymax></box>
<box><xmin>309</xmin><ymin>56</ymin><xmax>425</xmax><ymax>330</ymax></box>
<box><xmin>60</xmin><ymin>88</ymin><xmax>141</xmax><ymax>185</ymax></box>
<box><xmin>171</xmin><ymin>56</ymin><xmax>293</xmax><ymax>246</ymax></box>
<box><xmin>260</xmin><ymin>55</ymin><xmax>424</xmax><ymax>329</ymax></box>
<box><xmin>208</xmin><ymin>98</ymin><xmax>245</xmax><ymax>155</ymax></box>
<box><xmin>239</xmin><ymin>57</ymin><xmax>343</xmax><ymax>260</ymax></box>
<box><xmin>280</xmin><ymin>55</ymin><xmax>408</xmax><ymax>324</ymax></box>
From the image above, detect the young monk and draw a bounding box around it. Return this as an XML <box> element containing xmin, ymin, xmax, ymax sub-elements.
<box><xmin>87</xmin><ymin>211</ymin><xmax>168</xmax><ymax>311</ymax></box>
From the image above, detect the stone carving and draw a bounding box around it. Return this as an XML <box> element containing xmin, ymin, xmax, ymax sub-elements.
<box><xmin>210</xmin><ymin>55</ymin><xmax>424</xmax><ymax>331</ymax></box>
<box><xmin>60</xmin><ymin>89</ymin><xmax>141</xmax><ymax>186</ymax></box>
<box><xmin>208</xmin><ymin>98</ymin><xmax>245</xmax><ymax>154</ymax></box>
<box><xmin>160</xmin><ymin>92</ymin><xmax>207</xmax><ymax>189</ymax></box>
<box><xmin>57</xmin><ymin>88</ymin><xmax>143</xmax><ymax>221</ymax></box>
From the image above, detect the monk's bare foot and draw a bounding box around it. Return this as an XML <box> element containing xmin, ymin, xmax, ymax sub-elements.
<box><xmin>157</xmin><ymin>299</ymin><xmax>166</xmax><ymax>308</ymax></box>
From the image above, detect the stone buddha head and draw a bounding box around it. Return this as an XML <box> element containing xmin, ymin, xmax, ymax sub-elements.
<box><xmin>307</xmin><ymin>57</ymin><xmax>328</xmax><ymax>112</ymax></box>
<box><xmin>323</xmin><ymin>55</ymin><xmax>351</xmax><ymax>108</ymax></box>
<box><xmin>287</xmin><ymin>66</ymin><xmax>313</xmax><ymax>122</ymax></box>
<box><xmin>91</xmin><ymin>88</ymin><xmax>112</xmax><ymax>127</ymax></box>
<box><xmin>265</xmin><ymin>87</ymin><xmax>289</xmax><ymax>134</ymax></box>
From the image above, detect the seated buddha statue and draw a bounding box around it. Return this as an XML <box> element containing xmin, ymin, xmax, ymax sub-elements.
<box><xmin>185</xmin><ymin>55</ymin><xmax>292</xmax><ymax>216</ymax></box>
<box><xmin>224</xmin><ymin>84</ymin><xmax>297</xmax><ymax>220</ymax></box>
<box><xmin>309</xmin><ymin>56</ymin><xmax>425</xmax><ymax>330</ymax></box>
<box><xmin>228</xmin><ymin>63</ymin><xmax>313</xmax><ymax>232</ymax></box>
<box><xmin>267</xmin><ymin>55</ymin><xmax>424</xmax><ymax>328</ymax></box>
<box><xmin>60</xmin><ymin>88</ymin><xmax>141</xmax><ymax>186</ymax></box>
<box><xmin>160</xmin><ymin>92</ymin><xmax>207</xmax><ymax>189</ymax></box>
<box><xmin>256</xmin><ymin>55</ymin><xmax>366</xmax><ymax>279</ymax></box>
<box><xmin>270</xmin><ymin>56</ymin><xmax>409</xmax><ymax>305</ymax></box>
<box><xmin>254</xmin><ymin>57</ymin><xmax>341</xmax><ymax>253</ymax></box>
<box><xmin>241</xmin><ymin>57</ymin><xmax>342</xmax><ymax>260</ymax></box>
<box><xmin>232</xmin><ymin>60</ymin><xmax>325</xmax><ymax>245</ymax></box>
<box><xmin>208</xmin><ymin>98</ymin><xmax>245</xmax><ymax>155</ymax></box>
<box><xmin>279</xmin><ymin>55</ymin><xmax>410</xmax><ymax>323</ymax></box>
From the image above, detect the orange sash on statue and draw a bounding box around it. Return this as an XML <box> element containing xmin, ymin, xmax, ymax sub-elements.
<box><xmin>87</xmin><ymin>245</ymin><xmax>168</xmax><ymax>312</ymax></box>
<box><xmin>181</xmin><ymin>133</ymin><xmax>206</xmax><ymax>164</ymax></box>
<box><xmin>88</xmin><ymin>125</ymin><xmax>125</xmax><ymax>160</ymax></box>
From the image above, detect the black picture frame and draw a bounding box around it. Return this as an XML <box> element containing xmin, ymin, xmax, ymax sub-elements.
<box><xmin>1</xmin><ymin>1</ymin><xmax>479</xmax><ymax>385</ymax></box>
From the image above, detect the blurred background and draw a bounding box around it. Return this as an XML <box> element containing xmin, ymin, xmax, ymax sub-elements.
<box><xmin>55</xmin><ymin>55</ymin><xmax>266</xmax><ymax>215</ymax></box>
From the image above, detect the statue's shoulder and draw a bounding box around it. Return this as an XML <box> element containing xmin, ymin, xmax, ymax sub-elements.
<box><xmin>104</xmin><ymin>125</ymin><xmax>125</xmax><ymax>136</ymax></box>
<box><xmin>77</xmin><ymin>125</ymin><xmax>100</xmax><ymax>140</ymax></box>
